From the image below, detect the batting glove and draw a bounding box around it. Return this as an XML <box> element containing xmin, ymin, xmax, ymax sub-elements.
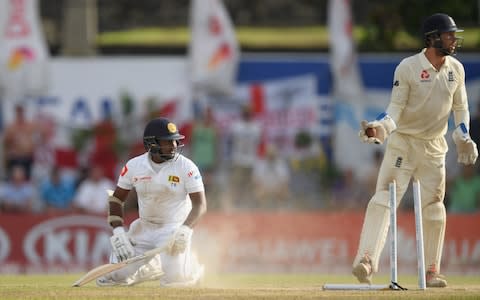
<box><xmin>110</xmin><ymin>227</ymin><xmax>135</xmax><ymax>262</ymax></box>
<box><xmin>452</xmin><ymin>123</ymin><xmax>478</xmax><ymax>165</ymax></box>
<box><xmin>358</xmin><ymin>113</ymin><xmax>397</xmax><ymax>145</ymax></box>
<box><xmin>170</xmin><ymin>225</ymin><xmax>192</xmax><ymax>256</ymax></box>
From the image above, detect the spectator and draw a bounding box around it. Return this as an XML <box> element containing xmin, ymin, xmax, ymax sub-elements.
<box><xmin>39</xmin><ymin>166</ymin><xmax>76</xmax><ymax>213</ymax></box>
<box><xmin>227</xmin><ymin>105</ymin><xmax>262</xmax><ymax>209</ymax></box>
<box><xmin>190</xmin><ymin>106</ymin><xmax>220</xmax><ymax>208</ymax></box>
<box><xmin>252</xmin><ymin>144</ymin><xmax>291</xmax><ymax>209</ymax></box>
<box><xmin>72</xmin><ymin>165</ymin><xmax>115</xmax><ymax>214</ymax></box>
<box><xmin>470</xmin><ymin>100</ymin><xmax>480</xmax><ymax>146</ymax></box>
<box><xmin>447</xmin><ymin>164</ymin><xmax>480</xmax><ymax>213</ymax></box>
<box><xmin>90</xmin><ymin>114</ymin><xmax>119</xmax><ymax>181</ymax></box>
<box><xmin>331</xmin><ymin>168</ymin><xmax>368</xmax><ymax>210</ymax></box>
<box><xmin>470</xmin><ymin>100</ymin><xmax>480</xmax><ymax>173</ymax></box>
<box><xmin>31</xmin><ymin>113</ymin><xmax>57</xmax><ymax>184</ymax></box>
<box><xmin>289</xmin><ymin>130</ymin><xmax>328</xmax><ymax>209</ymax></box>
<box><xmin>0</xmin><ymin>165</ymin><xmax>38</xmax><ymax>213</ymax></box>
<box><xmin>3</xmin><ymin>104</ymin><xmax>37</xmax><ymax>180</ymax></box>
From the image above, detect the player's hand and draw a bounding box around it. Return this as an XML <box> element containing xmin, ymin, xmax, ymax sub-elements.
<box><xmin>170</xmin><ymin>225</ymin><xmax>192</xmax><ymax>256</ymax></box>
<box><xmin>110</xmin><ymin>227</ymin><xmax>135</xmax><ymax>262</ymax></box>
<box><xmin>358</xmin><ymin>113</ymin><xmax>396</xmax><ymax>145</ymax></box>
<box><xmin>452</xmin><ymin>123</ymin><xmax>478</xmax><ymax>165</ymax></box>
<box><xmin>359</xmin><ymin>120</ymin><xmax>385</xmax><ymax>144</ymax></box>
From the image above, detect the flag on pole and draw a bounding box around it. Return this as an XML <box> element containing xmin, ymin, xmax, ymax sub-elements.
<box><xmin>0</xmin><ymin>0</ymin><xmax>50</xmax><ymax>102</ymax></box>
<box><xmin>327</xmin><ymin>0</ymin><xmax>364</xmax><ymax>102</ymax></box>
<box><xmin>188</xmin><ymin>0</ymin><xmax>240</xmax><ymax>96</ymax></box>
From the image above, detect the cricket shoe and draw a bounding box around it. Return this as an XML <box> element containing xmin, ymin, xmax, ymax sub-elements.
<box><xmin>352</xmin><ymin>255</ymin><xmax>373</xmax><ymax>284</ymax></box>
<box><xmin>126</xmin><ymin>268</ymin><xmax>164</xmax><ymax>286</ymax></box>
<box><xmin>426</xmin><ymin>271</ymin><xmax>447</xmax><ymax>288</ymax></box>
<box><xmin>126</xmin><ymin>256</ymin><xmax>165</xmax><ymax>286</ymax></box>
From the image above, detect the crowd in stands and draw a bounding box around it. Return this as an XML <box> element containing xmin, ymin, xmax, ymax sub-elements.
<box><xmin>1</xmin><ymin>101</ymin><xmax>479</xmax><ymax>215</ymax></box>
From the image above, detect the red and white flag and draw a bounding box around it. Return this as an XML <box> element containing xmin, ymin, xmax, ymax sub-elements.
<box><xmin>0</xmin><ymin>0</ymin><xmax>50</xmax><ymax>101</ymax></box>
<box><xmin>188</xmin><ymin>0</ymin><xmax>240</xmax><ymax>95</ymax></box>
<box><xmin>327</xmin><ymin>0</ymin><xmax>364</xmax><ymax>101</ymax></box>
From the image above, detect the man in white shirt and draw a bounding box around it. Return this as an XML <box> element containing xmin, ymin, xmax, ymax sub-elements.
<box><xmin>97</xmin><ymin>117</ymin><xmax>207</xmax><ymax>287</ymax></box>
<box><xmin>73</xmin><ymin>165</ymin><xmax>114</xmax><ymax>214</ymax></box>
<box><xmin>353</xmin><ymin>13</ymin><xmax>478</xmax><ymax>288</ymax></box>
<box><xmin>228</xmin><ymin>106</ymin><xmax>261</xmax><ymax>208</ymax></box>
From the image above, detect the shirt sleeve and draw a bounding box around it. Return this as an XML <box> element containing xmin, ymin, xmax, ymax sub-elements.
<box><xmin>386</xmin><ymin>60</ymin><xmax>410</xmax><ymax>123</ymax></box>
<box><xmin>184</xmin><ymin>161</ymin><xmax>204</xmax><ymax>194</ymax></box>
<box><xmin>117</xmin><ymin>162</ymin><xmax>133</xmax><ymax>190</ymax></box>
<box><xmin>452</xmin><ymin>63</ymin><xmax>469</xmax><ymax>112</ymax></box>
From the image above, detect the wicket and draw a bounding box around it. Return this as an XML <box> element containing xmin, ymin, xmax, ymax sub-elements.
<box><xmin>323</xmin><ymin>179</ymin><xmax>427</xmax><ymax>291</ymax></box>
<box><xmin>412</xmin><ymin>180</ymin><xmax>426</xmax><ymax>290</ymax></box>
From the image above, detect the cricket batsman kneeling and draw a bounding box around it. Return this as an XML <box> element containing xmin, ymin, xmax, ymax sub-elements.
<box><xmin>353</xmin><ymin>13</ymin><xmax>478</xmax><ymax>288</ymax></box>
<box><xmin>97</xmin><ymin>117</ymin><xmax>207</xmax><ymax>287</ymax></box>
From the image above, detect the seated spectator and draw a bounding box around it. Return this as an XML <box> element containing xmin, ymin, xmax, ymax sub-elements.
<box><xmin>252</xmin><ymin>144</ymin><xmax>291</xmax><ymax>209</ymax></box>
<box><xmin>39</xmin><ymin>166</ymin><xmax>76</xmax><ymax>213</ymax></box>
<box><xmin>72</xmin><ymin>165</ymin><xmax>115</xmax><ymax>215</ymax></box>
<box><xmin>0</xmin><ymin>165</ymin><xmax>38</xmax><ymax>213</ymax></box>
<box><xmin>448</xmin><ymin>164</ymin><xmax>480</xmax><ymax>213</ymax></box>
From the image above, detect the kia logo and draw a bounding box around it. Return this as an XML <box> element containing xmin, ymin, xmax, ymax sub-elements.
<box><xmin>23</xmin><ymin>215</ymin><xmax>111</xmax><ymax>265</ymax></box>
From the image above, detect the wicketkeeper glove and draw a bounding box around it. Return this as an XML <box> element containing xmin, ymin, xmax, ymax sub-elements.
<box><xmin>110</xmin><ymin>227</ymin><xmax>135</xmax><ymax>262</ymax></box>
<box><xmin>170</xmin><ymin>225</ymin><xmax>192</xmax><ymax>256</ymax></box>
<box><xmin>452</xmin><ymin>123</ymin><xmax>478</xmax><ymax>165</ymax></box>
<box><xmin>358</xmin><ymin>112</ymin><xmax>397</xmax><ymax>145</ymax></box>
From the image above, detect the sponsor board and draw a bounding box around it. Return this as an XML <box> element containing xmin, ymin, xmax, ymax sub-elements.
<box><xmin>0</xmin><ymin>212</ymin><xmax>479</xmax><ymax>274</ymax></box>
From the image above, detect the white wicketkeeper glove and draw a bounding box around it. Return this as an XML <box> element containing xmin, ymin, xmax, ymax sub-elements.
<box><xmin>110</xmin><ymin>227</ymin><xmax>135</xmax><ymax>262</ymax></box>
<box><xmin>170</xmin><ymin>225</ymin><xmax>192</xmax><ymax>256</ymax></box>
<box><xmin>452</xmin><ymin>123</ymin><xmax>478</xmax><ymax>165</ymax></box>
<box><xmin>358</xmin><ymin>113</ymin><xmax>397</xmax><ymax>145</ymax></box>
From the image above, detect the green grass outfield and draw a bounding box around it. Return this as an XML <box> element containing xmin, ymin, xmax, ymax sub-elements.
<box><xmin>1</xmin><ymin>273</ymin><xmax>479</xmax><ymax>299</ymax></box>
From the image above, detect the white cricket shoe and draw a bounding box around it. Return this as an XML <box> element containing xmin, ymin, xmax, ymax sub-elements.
<box><xmin>426</xmin><ymin>271</ymin><xmax>447</xmax><ymax>288</ymax></box>
<box><xmin>126</xmin><ymin>268</ymin><xmax>165</xmax><ymax>286</ymax></box>
<box><xmin>352</xmin><ymin>255</ymin><xmax>373</xmax><ymax>284</ymax></box>
<box><xmin>126</xmin><ymin>255</ymin><xmax>165</xmax><ymax>286</ymax></box>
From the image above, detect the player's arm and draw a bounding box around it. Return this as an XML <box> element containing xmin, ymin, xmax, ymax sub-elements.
<box><xmin>108</xmin><ymin>187</ymin><xmax>130</xmax><ymax>228</ymax></box>
<box><xmin>184</xmin><ymin>191</ymin><xmax>207</xmax><ymax>228</ymax></box>
<box><xmin>108</xmin><ymin>186</ymin><xmax>135</xmax><ymax>261</ymax></box>
<box><xmin>169</xmin><ymin>191</ymin><xmax>207</xmax><ymax>256</ymax></box>
<box><xmin>451</xmin><ymin>67</ymin><xmax>478</xmax><ymax>165</ymax></box>
<box><xmin>359</xmin><ymin>62</ymin><xmax>408</xmax><ymax>144</ymax></box>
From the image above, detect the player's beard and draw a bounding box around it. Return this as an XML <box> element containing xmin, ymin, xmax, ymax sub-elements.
<box><xmin>149</xmin><ymin>144</ymin><xmax>183</xmax><ymax>162</ymax></box>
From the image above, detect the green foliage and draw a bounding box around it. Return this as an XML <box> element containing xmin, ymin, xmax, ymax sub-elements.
<box><xmin>97</xmin><ymin>25</ymin><xmax>480</xmax><ymax>52</ymax></box>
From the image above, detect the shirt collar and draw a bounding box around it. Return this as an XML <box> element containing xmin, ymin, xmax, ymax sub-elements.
<box><xmin>419</xmin><ymin>48</ymin><xmax>451</xmax><ymax>71</ymax></box>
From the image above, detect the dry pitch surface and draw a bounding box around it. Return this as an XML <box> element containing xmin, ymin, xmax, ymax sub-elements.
<box><xmin>1</xmin><ymin>273</ymin><xmax>479</xmax><ymax>299</ymax></box>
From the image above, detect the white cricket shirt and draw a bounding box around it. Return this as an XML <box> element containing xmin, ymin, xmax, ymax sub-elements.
<box><xmin>117</xmin><ymin>153</ymin><xmax>204</xmax><ymax>225</ymax></box>
<box><xmin>387</xmin><ymin>48</ymin><xmax>469</xmax><ymax>140</ymax></box>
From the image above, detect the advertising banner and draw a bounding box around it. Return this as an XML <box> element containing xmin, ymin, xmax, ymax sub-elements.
<box><xmin>0</xmin><ymin>212</ymin><xmax>478</xmax><ymax>274</ymax></box>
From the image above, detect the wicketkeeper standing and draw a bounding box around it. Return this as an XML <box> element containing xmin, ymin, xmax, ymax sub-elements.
<box><xmin>97</xmin><ymin>117</ymin><xmax>207</xmax><ymax>287</ymax></box>
<box><xmin>354</xmin><ymin>13</ymin><xmax>478</xmax><ymax>288</ymax></box>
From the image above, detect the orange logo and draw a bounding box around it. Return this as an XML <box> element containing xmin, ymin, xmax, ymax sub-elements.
<box><xmin>8</xmin><ymin>47</ymin><xmax>34</xmax><ymax>70</ymax></box>
<box><xmin>208</xmin><ymin>43</ymin><xmax>232</xmax><ymax>69</ymax></box>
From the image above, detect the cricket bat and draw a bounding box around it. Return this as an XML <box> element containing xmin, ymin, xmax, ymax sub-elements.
<box><xmin>72</xmin><ymin>244</ymin><xmax>170</xmax><ymax>287</ymax></box>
